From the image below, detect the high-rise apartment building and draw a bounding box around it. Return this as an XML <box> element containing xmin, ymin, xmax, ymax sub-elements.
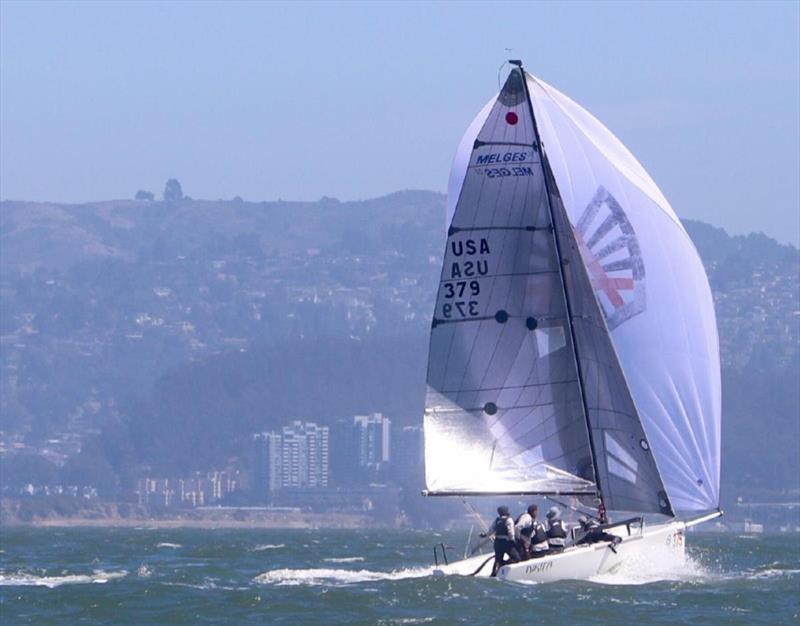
<box><xmin>282</xmin><ymin>421</ymin><xmax>329</xmax><ymax>488</ymax></box>
<box><xmin>353</xmin><ymin>412</ymin><xmax>391</xmax><ymax>474</ymax></box>
<box><xmin>252</xmin><ymin>422</ymin><xmax>329</xmax><ymax>496</ymax></box>
<box><xmin>252</xmin><ymin>431</ymin><xmax>282</xmax><ymax>501</ymax></box>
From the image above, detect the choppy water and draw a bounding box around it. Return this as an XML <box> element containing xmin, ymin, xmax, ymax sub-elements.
<box><xmin>0</xmin><ymin>528</ymin><xmax>798</xmax><ymax>625</ymax></box>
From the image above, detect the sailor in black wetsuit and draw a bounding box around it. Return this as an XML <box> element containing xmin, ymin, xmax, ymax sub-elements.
<box><xmin>482</xmin><ymin>505</ymin><xmax>521</xmax><ymax>576</ymax></box>
<box><xmin>545</xmin><ymin>506</ymin><xmax>567</xmax><ymax>553</ymax></box>
<box><xmin>575</xmin><ymin>515</ymin><xmax>622</xmax><ymax>548</ymax></box>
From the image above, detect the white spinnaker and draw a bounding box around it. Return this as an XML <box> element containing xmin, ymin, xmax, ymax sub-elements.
<box><xmin>445</xmin><ymin>73</ymin><xmax>721</xmax><ymax>513</ymax></box>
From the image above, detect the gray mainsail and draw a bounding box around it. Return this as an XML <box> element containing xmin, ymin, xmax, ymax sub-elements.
<box><xmin>424</xmin><ymin>67</ymin><xmax>596</xmax><ymax>496</ymax></box>
<box><xmin>423</xmin><ymin>65</ymin><xmax>673</xmax><ymax>516</ymax></box>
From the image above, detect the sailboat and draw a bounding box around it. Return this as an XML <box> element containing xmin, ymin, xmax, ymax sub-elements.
<box><xmin>422</xmin><ymin>61</ymin><xmax>721</xmax><ymax>583</ymax></box>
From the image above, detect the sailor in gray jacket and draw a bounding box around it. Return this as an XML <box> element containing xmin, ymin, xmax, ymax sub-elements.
<box><xmin>515</xmin><ymin>504</ymin><xmax>549</xmax><ymax>558</ymax></box>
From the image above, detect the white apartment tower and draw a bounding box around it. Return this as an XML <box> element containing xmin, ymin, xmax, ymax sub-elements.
<box><xmin>281</xmin><ymin>421</ymin><xmax>329</xmax><ymax>488</ymax></box>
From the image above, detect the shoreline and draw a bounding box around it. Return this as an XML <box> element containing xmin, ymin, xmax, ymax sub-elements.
<box><xmin>6</xmin><ymin>516</ymin><xmax>383</xmax><ymax>530</ymax></box>
<box><xmin>0</xmin><ymin>498</ymin><xmax>397</xmax><ymax>529</ymax></box>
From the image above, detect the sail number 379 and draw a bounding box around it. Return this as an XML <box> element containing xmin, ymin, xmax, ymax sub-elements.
<box><xmin>442</xmin><ymin>281</ymin><xmax>481</xmax><ymax>318</ymax></box>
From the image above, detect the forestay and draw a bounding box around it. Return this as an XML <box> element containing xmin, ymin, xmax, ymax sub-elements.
<box><xmin>439</xmin><ymin>68</ymin><xmax>721</xmax><ymax>513</ymax></box>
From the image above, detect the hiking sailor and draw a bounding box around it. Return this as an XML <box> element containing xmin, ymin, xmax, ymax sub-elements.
<box><xmin>481</xmin><ymin>505</ymin><xmax>520</xmax><ymax>576</ymax></box>
<box><xmin>575</xmin><ymin>515</ymin><xmax>622</xmax><ymax>549</ymax></box>
<box><xmin>545</xmin><ymin>506</ymin><xmax>567</xmax><ymax>552</ymax></box>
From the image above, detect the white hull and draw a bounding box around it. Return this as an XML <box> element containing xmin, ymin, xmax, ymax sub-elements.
<box><xmin>435</xmin><ymin>512</ymin><xmax>719</xmax><ymax>584</ymax></box>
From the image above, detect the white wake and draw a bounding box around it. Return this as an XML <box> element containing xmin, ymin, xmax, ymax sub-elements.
<box><xmin>253</xmin><ymin>565</ymin><xmax>434</xmax><ymax>587</ymax></box>
<box><xmin>587</xmin><ymin>544</ymin><xmax>709</xmax><ymax>586</ymax></box>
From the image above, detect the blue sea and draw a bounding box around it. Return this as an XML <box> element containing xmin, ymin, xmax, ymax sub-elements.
<box><xmin>0</xmin><ymin>528</ymin><xmax>798</xmax><ymax>625</ymax></box>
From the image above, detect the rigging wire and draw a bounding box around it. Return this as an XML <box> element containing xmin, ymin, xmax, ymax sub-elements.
<box><xmin>461</xmin><ymin>497</ymin><xmax>494</xmax><ymax>557</ymax></box>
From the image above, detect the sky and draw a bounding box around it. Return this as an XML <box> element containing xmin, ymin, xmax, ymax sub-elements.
<box><xmin>1</xmin><ymin>1</ymin><xmax>798</xmax><ymax>244</ymax></box>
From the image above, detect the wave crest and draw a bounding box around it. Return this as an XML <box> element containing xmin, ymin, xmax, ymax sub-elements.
<box><xmin>0</xmin><ymin>570</ymin><xmax>128</xmax><ymax>588</ymax></box>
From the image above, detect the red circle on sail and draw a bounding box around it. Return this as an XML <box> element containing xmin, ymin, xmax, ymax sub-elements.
<box><xmin>505</xmin><ymin>112</ymin><xmax>518</xmax><ymax>125</ymax></box>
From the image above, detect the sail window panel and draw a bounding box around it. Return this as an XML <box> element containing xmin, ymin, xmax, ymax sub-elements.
<box><xmin>533</xmin><ymin>325</ymin><xmax>567</xmax><ymax>358</ymax></box>
<box><xmin>524</xmin><ymin>332</ymin><xmax>576</xmax><ymax>387</ymax></box>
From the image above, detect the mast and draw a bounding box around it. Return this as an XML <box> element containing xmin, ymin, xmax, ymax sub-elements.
<box><xmin>513</xmin><ymin>60</ymin><xmax>606</xmax><ymax>517</ymax></box>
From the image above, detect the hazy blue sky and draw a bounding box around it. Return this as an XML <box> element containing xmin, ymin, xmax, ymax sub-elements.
<box><xmin>1</xmin><ymin>1</ymin><xmax>798</xmax><ymax>243</ymax></box>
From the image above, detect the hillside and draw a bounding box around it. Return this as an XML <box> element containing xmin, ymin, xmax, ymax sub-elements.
<box><xmin>1</xmin><ymin>194</ymin><xmax>798</xmax><ymax>504</ymax></box>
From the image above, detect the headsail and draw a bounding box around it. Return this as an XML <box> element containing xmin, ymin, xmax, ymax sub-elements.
<box><xmin>543</xmin><ymin>153</ymin><xmax>672</xmax><ymax>516</ymax></box>
<box><xmin>527</xmin><ymin>75</ymin><xmax>721</xmax><ymax>513</ymax></box>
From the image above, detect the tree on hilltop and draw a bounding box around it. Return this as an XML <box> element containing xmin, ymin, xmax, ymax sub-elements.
<box><xmin>163</xmin><ymin>178</ymin><xmax>183</xmax><ymax>201</ymax></box>
<box><xmin>135</xmin><ymin>190</ymin><xmax>154</xmax><ymax>201</ymax></box>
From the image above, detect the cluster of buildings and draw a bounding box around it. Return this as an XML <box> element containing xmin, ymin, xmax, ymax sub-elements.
<box><xmin>251</xmin><ymin>413</ymin><xmax>422</xmax><ymax>499</ymax></box>
<box><xmin>133</xmin><ymin>413</ymin><xmax>424</xmax><ymax>514</ymax></box>
<box><xmin>135</xmin><ymin>470</ymin><xmax>240</xmax><ymax>507</ymax></box>
<box><xmin>12</xmin><ymin>484</ymin><xmax>98</xmax><ymax>499</ymax></box>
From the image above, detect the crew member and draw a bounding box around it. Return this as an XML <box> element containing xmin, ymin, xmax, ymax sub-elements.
<box><xmin>545</xmin><ymin>506</ymin><xmax>567</xmax><ymax>552</ymax></box>
<box><xmin>527</xmin><ymin>504</ymin><xmax>550</xmax><ymax>558</ymax></box>
<box><xmin>575</xmin><ymin>515</ymin><xmax>622</xmax><ymax>549</ymax></box>
<box><xmin>481</xmin><ymin>505</ymin><xmax>520</xmax><ymax>576</ymax></box>
<box><xmin>514</xmin><ymin>505</ymin><xmax>534</xmax><ymax>558</ymax></box>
